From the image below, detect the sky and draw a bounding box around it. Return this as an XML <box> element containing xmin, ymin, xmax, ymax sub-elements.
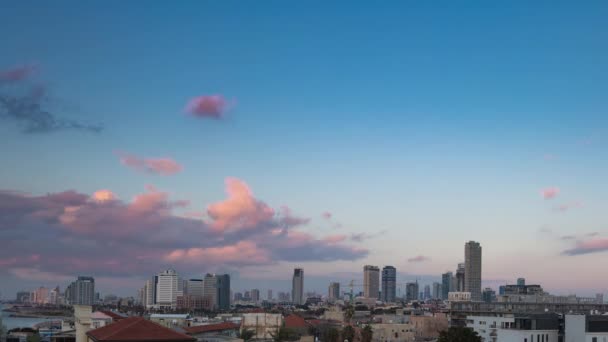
<box><xmin>1</xmin><ymin>1</ymin><xmax>608</xmax><ymax>298</ymax></box>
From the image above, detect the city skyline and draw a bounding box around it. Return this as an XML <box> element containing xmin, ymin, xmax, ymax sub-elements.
<box><xmin>2</xmin><ymin>1</ymin><xmax>608</xmax><ymax>299</ymax></box>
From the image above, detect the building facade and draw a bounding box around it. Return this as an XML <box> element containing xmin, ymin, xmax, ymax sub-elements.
<box><xmin>217</xmin><ymin>274</ymin><xmax>231</xmax><ymax>310</ymax></box>
<box><xmin>66</xmin><ymin>276</ymin><xmax>95</xmax><ymax>305</ymax></box>
<box><xmin>405</xmin><ymin>282</ymin><xmax>419</xmax><ymax>302</ymax></box>
<box><xmin>156</xmin><ymin>269</ymin><xmax>178</xmax><ymax>308</ymax></box>
<box><xmin>381</xmin><ymin>266</ymin><xmax>396</xmax><ymax>303</ymax></box>
<box><xmin>441</xmin><ymin>272</ymin><xmax>452</xmax><ymax>300</ymax></box>
<box><xmin>364</xmin><ymin>265</ymin><xmax>380</xmax><ymax>299</ymax></box>
<box><xmin>328</xmin><ymin>282</ymin><xmax>340</xmax><ymax>301</ymax></box>
<box><xmin>292</xmin><ymin>268</ymin><xmax>304</xmax><ymax>305</ymax></box>
<box><xmin>464</xmin><ymin>241</ymin><xmax>482</xmax><ymax>301</ymax></box>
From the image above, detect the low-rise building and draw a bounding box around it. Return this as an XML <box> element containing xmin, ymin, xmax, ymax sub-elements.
<box><xmin>86</xmin><ymin>317</ymin><xmax>195</xmax><ymax>342</ymax></box>
<box><xmin>240</xmin><ymin>313</ymin><xmax>282</xmax><ymax>340</ymax></box>
<box><xmin>467</xmin><ymin>313</ymin><xmax>559</xmax><ymax>342</ymax></box>
<box><xmin>565</xmin><ymin>314</ymin><xmax>608</xmax><ymax>342</ymax></box>
<box><xmin>370</xmin><ymin>323</ymin><xmax>415</xmax><ymax>342</ymax></box>
<box><xmin>183</xmin><ymin>322</ymin><xmax>241</xmax><ymax>342</ymax></box>
<box><xmin>150</xmin><ymin>314</ymin><xmax>190</xmax><ymax>329</ymax></box>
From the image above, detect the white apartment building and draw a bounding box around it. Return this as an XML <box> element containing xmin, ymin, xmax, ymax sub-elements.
<box><xmin>156</xmin><ymin>269</ymin><xmax>178</xmax><ymax>308</ymax></box>
<box><xmin>467</xmin><ymin>313</ymin><xmax>559</xmax><ymax>342</ymax></box>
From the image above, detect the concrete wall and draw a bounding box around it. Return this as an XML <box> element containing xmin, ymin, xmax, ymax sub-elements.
<box><xmin>565</xmin><ymin>315</ymin><xmax>586</xmax><ymax>342</ymax></box>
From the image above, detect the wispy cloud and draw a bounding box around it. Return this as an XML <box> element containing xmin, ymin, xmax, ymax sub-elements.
<box><xmin>541</xmin><ymin>187</ymin><xmax>560</xmax><ymax>200</ymax></box>
<box><xmin>117</xmin><ymin>151</ymin><xmax>183</xmax><ymax>176</ymax></box>
<box><xmin>553</xmin><ymin>201</ymin><xmax>583</xmax><ymax>212</ymax></box>
<box><xmin>407</xmin><ymin>255</ymin><xmax>431</xmax><ymax>263</ymax></box>
<box><xmin>562</xmin><ymin>238</ymin><xmax>608</xmax><ymax>256</ymax></box>
<box><xmin>0</xmin><ymin>64</ymin><xmax>102</xmax><ymax>133</ymax></box>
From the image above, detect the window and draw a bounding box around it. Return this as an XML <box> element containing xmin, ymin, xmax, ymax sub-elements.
<box><xmin>525</xmin><ymin>339</ymin><xmax>527</xmax><ymax>342</ymax></box>
<box><xmin>592</xmin><ymin>337</ymin><xmax>597</xmax><ymax>342</ymax></box>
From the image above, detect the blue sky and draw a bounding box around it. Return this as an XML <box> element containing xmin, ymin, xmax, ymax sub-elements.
<box><xmin>1</xmin><ymin>1</ymin><xmax>607</xmax><ymax>297</ymax></box>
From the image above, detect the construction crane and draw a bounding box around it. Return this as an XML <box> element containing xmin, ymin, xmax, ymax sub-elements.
<box><xmin>338</xmin><ymin>280</ymin><xmax>364</xmax><ymax>302</ymax></box>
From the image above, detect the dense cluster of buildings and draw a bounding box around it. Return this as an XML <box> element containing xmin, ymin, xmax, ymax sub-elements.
<box><xmin>138</xmin><ymin>269</ymin><xmax>231</xmax><ymax>311</ymax></box>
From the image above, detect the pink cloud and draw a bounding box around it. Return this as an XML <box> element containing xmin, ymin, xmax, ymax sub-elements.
<box><xmin>207</xmin><ymin>178</ymin><xmax>275</xmax><ymax>233</ymax></box>
<box><xmin>407</xmin><ymin>255</ymin><xmax>431</xmax><ymax>263</ymax></box>
<box><xmin>185</xmin><ymin>95</ymin><xmax>231</xmax><ymax>119</ymax></box>
<box><xmin>117</xmin><ymin>152</ymin><xmax>183</xmax><ymax>176</ymax></box>
<box><xmin>278</xmin><ymin>206</ymin><xmax>310</xmax><ymax>227</ymax></box>
<box><xmin>9</xmin><ymin>267</ymin><xmax>72</xmax><ymax>282</ymax></box>
<box><xmin>323</xmin><ymin>234</ymin><xmax>348</xmax><ymax>244</ymax></box>
<box><xmin>553</xmin><ymin>201</ymin><xmax>583</xmax><ymax>212</ymax></box>
<box><xmin>92</xmin><ymin>189</ymin><xmax>117</xmax><ymax>202</ymax></box>
<box><xmin>541</xmin><ymin>187</ymin><xmax>560</xmax><ymax>200</ymax></box>
<box><xmin>0</xmin><ymin>64</ymin><xmax>37</xmax><ymax>82</ymax></box>
<box><xmin>563</xmin><ymin>238</ymin><xmax>608</xmax><ymax>256</ymax></box>
<box><xmin>166</xmin><ymin>241</ymin><xmax>271</xmax><ymax>266</ymax></box>
<box><xmin>322</xmin><ymin>211</ymin><xmax>332</xmax><ymax>219</ymax></box>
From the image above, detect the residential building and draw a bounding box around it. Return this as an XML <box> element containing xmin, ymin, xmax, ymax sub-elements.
<box><xmin>292</xmin><ymin>268</ymin><xmax>304</xmax><ymax>305</ymax></box>
<box><xmin>464</xmin><ymin>241</ymin><xmax>482</xmax><ymax>301</ymax></box>
<box><xmin>183</xmin><ymin>322</ymin><xmax>240</xmax><ymax>341</ymax></box>
<box><xmin>150</xmin><ymin>314</ymin><xmax>190</xmax><ymax>329</ymax></box>
<box><xmin>86</xmin><ymin>316</ymin><xmax>195</xmax><ymax>342</ymax></box>
<box><xmin>381</xmin><ymin>266</ymin><xmax>396</xmax><ymax>303</ymax></box>
<box><xmin>565</xmin><ymin>314</ymin><xmax>608</xmax><ymax>342</ymax></box>
<box><xmin>441</xmin><ymin>272</ymin><xmax>452</xmax><ymax>300</ymax></box>
<box><xmin>66</xmin><ymin>276</ymin><xmax>95</xmax><ymax>305</ymax></box>
<box><xmin>364</xmin><ymin>265</ymin><xmax>380</xmax><ymax>299</ymax></box>
<box><xmin>328</xmin><ymin>282</ymin><xmax>340</xmax><ymax>301</ymax></box>
<box><xmin>370</xmin><ymin>323</ymin><xmax>415</xmax><ymax>342</ymax></box>
<box><xmin>467</xmin><ymin>313</ymin><xmax>559</xmax><ymax>342</ymax></box>
<box><xmin>241</xmin><ymin>313</ymin><xmax>283</xmax><ymax>340</ymax></box>
<box><xmin>145</xmin><ymin>277</ymin><xmax>156</xmax><ymax>308</ymax></box>
<box><xmin>35</xmin><ymin>286</ymin><xmax>49</xmax><ymax>304</ymax></box>
<box><xmin>405</xmin><ymin>282</ymin><xmax>418</xmax><ymax>302</ymax></box>
<box><xmin>157</xmin><ymin>269</ymin><xmax>179</xmax><ymax>308</ymax></box>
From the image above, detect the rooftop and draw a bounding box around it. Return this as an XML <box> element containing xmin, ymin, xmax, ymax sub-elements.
<box><xmin>183</xmin><ymin>322</ymin><xmax>240</xmax><ymax>335</ymax></box>
<box><xmin>86</xmin><ymin>317</ymin><xmax>195</xmax><ymax>342</ymax></box>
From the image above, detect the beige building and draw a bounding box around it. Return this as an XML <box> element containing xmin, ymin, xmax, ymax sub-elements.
<box><xmin>371</xmin><ymin>323</ymin><xmax>415</xmax><ymax>342</ymax></box>
<box><xmin>363</xmin><ymin>265</ymin><xmax>380</xmax><ymax>299</ymax></box>
<box><xmin>409</xmin><ymin>313</ymin><xmax>449</xmax><ymax>340</ymax></box>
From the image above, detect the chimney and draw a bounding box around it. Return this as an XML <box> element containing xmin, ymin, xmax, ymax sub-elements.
<box><xmin>74</xmin><ymin>305</ymin><xmax>92</xmax><ymax>342</ymax></box>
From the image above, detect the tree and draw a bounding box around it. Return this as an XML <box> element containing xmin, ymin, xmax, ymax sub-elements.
<box><xmin>342</xmin><ymin>326</ymin><xmax>355</xmax><ymax>342</ymax></box>
<box><xmin>361</xmin><ymin>325</ymin><xmax>373</xmax><ymax>342</ymax></box>
<box><xmin>271</xmin><ymin>327</ymin><xmax>300</xmax><ymax>342</ymax></box>
<box><xmin>321</xmin><ymin>327</ymin><xmax>340</xmax><ymax>342</ymax></box>
<box><xmin>238</xmin><ymin>329</ymin><xmax>255</xmax><ymax>342</ymax></box>
<box><xmin>344</xmin><ymin>305</ymin><xmax>355</xmax><ymax>323</ymax></box>
<box><xmin>437</xmin><ymin>327</ymin><xmax>482</xmax><ymax>342</ymax></box>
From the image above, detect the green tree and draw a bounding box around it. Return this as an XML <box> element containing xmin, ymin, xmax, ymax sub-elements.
<box><xmin>361</xmin><ymin>325</ymin><xmax>373</xmax><ymax>342</ymax></box>
<box><xmin>271</xmin><ymin>327</ymin><xmax>300</xmax><ymax>342</ymax></box>
<box><xmin>238</xmin><ymin>329</ymin><xmax>255</xmax><ymax>341</ymax></box>
<box><xmin>26</xmin><ymin>334</ymin><xmax>42</xmax><ymax>342</ymax></box>
<box><xmin>342</xmin><ymin>325</ymin><xmax>355</xmax><ymax>342</ymax></box>
<box><xmin>437</xmin><ymin>327</ymin><xmax>482</xmax><ymax>342</ymax></box>
<box><xmin>321</xmin><ymin>327</ymin><xmax>340</xmax><ymax>342</ymax></box>
<box><xmin>344</xmin><ymin>305</ymin><xmax>355</xmax><ymax>323</ymax></box>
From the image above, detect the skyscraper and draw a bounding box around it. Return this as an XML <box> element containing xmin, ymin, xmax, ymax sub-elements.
<box><xmin>432</xmin><ymin>282</ymin><xmax>442</xmax><ymax>299</ymax></box>
<box><xmin>187</xmin><ymin>279</ymin><xmax>204</xmax><ymax>298</ymax></box>
<box><xmin>66</xmin><ymin>276</ymin><xmax>95</xmax><ymax>305</ymax></box>
<box><xmin>465</xmin><ymin>241</ymin><xmax>482</xmax><ymax>301</ymax></box>
<box><xmin>267</xmin><ymin>289</ymin><xmax>273</xmax><ymax>301</ymax></box>
<box><xmin>405</xmin><ymin>282</ymin><xmax>419</xmax><ymax>302</ymax></box>
<box><xmin>441</xmin><ymin>272</ymin><xmax>452</xmax><ymax>300</ymax></box>
<box><xmin>381</xmin><ymin>266</ymin><xmax>396</xmax><ymax>303</ymax></box>
<box><xmin>517</xmin><ymin>278</ymin><xmax>526</xmax><ymax>286</ymax></box>
<box><xmin>292</xmin><ymin>268</ymin><xmax>304</xmax><ymax>305</ymax></box>
<box><xmin>363</xmin><ymin>265</ymin><xmax>380</xmax><ymax>299</ymax></box>
<box><xmin>328</xmin><ymin>282</ymin><xmax>340</xmax><ymax>301</ymax></box>
<box><xmin>156</xmin><ymin>269</ymin><xmax>178</xmax><ymax>308</ymax></box>
<box><xmin>423</xmin><ymin>284</ymin><xmax>431</xmax><ymax>300</ymax></box>
<box><xmin>251</xmin><ymin>289</ymin><xmax>260</xmax><ymax>303</ymax></box>
<box><xmin>217</xmin><ymin>274</ymin><xmax>230</xmax><ymax>310</ymax></box>
<box><xmin>456</xmin><ymin>263</ymin><xmax>466</xmax><ymax>291</ymax></box>
<box><xmin>203</xmin><ymin>274</ymin><xmax>218</xmax><ymax>309</ymax></box>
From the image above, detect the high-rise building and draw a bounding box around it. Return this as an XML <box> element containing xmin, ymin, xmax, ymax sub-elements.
<box><xmin>35</xmin><ymin>287</ymin><xmax>49</xmax><ymax>304</ymax></box>
<box><xmin>49</xmin><ymin>286</ymin><xmax>60</xmax><ymax>305</ymax></box>
<box><xmin>456</xmin><ymin>263</ymin><xmax>466</xmax><ymax>291</ymax></box>
<box><xmin>482</xmin><ymin>287</ymin><xmax>496</xmax><ymax>303</ymax></box>
<box><xmin>363</xmin><ymin>265</ymin><xmax>380</xmax><ymax>299</ymax></box>
<box><xmin>441</xmin><ymin>272</ymin><xmax>452</xmax><ymax>300</ymax></box>
<box><xmin>251</xmin><ymin>289</ymin><xmax>260</xmax><ymax>303</ymax></box>
<box><xmin>292</xmin><ymin>268</ymin><xmax>304</xmax><ymax>305</ymax></box>
<box><xmin>203</xmin><ymin>274</ymin><xmax>218</xmax><ymax>309</ymax></box>
<box><xmin>66</xmin><ymin>276</ymin><xmax>95</xmax><ymax>305</ymax></box>
<box><xmin>381</xmin><ymin>266</ymin><xmax>396</xmax><ymax>303</ymax></box>
<box><xmin>405</xmin><ymin>282</ymin><xmax>419</xmax><ymax>302</ymax></box>
<box><xmin>187</xmin><ymin>279</ymin><xmax>204</xmax><ymax>298</ymax></box>
<box><xmin>144</xmin><ymin>278</ymin><xmax>156</xmax><ymax>308</ymax></box>
<box><xmin>328</xmin><ymin>282</ymin><xmax>340</xmax><ymax>301</ymax></box>
<box><xmin>517</xmin><ymin>278</ymin><xmax>526</xmax><ymax>286</ymax></box>
<box><xmin>234</xmin><ymin>292</ymin><xmax>243</xmax><ymax>302</ymax></box>
<box><xmin>156</xmin><ymin>269</ymin><xmax>178</xmax><ymax>308</ymax></box>
<box><xmin>217</xmin><ymin>274</ymin><xmax>231</xmax><ymax>310</ymax></box>
<box><xmin>464</xmin><ymin>241</ymin><xmax>482</xmax><ymax>301</ymax></box>
<box><xmin>432</xmin><ymin>282</ymin><xmax>442</xmax><ymax>299</ymax></box>
<box><xmin>267</xmin><ymin>289</ymin><xmax>273</xmax><ymax>301</ymax></box>
<box><xmin>424</xmin><ymin>284</ymin><xmax>431</xmax><ymax>300</ymax></box>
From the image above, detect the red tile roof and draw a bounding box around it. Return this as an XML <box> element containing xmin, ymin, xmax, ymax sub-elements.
<box><xmin>183</xmin><ymin>322</ymin><xmax>240</xmax><ymax>334</ymax></box>
<box><xmin>284</xmin><ymin>314</ymin><xmax>307</xmax><ymax>329</ymax></box>
<box><xmin>99</xmin><ymin>311</ymin><xmax>126</xmax><ymax>321</ymax></box>
<box><xmin>86</xmin><ymin>317</ymin><xmax>195</xmax><ymax>342</ymax></box>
